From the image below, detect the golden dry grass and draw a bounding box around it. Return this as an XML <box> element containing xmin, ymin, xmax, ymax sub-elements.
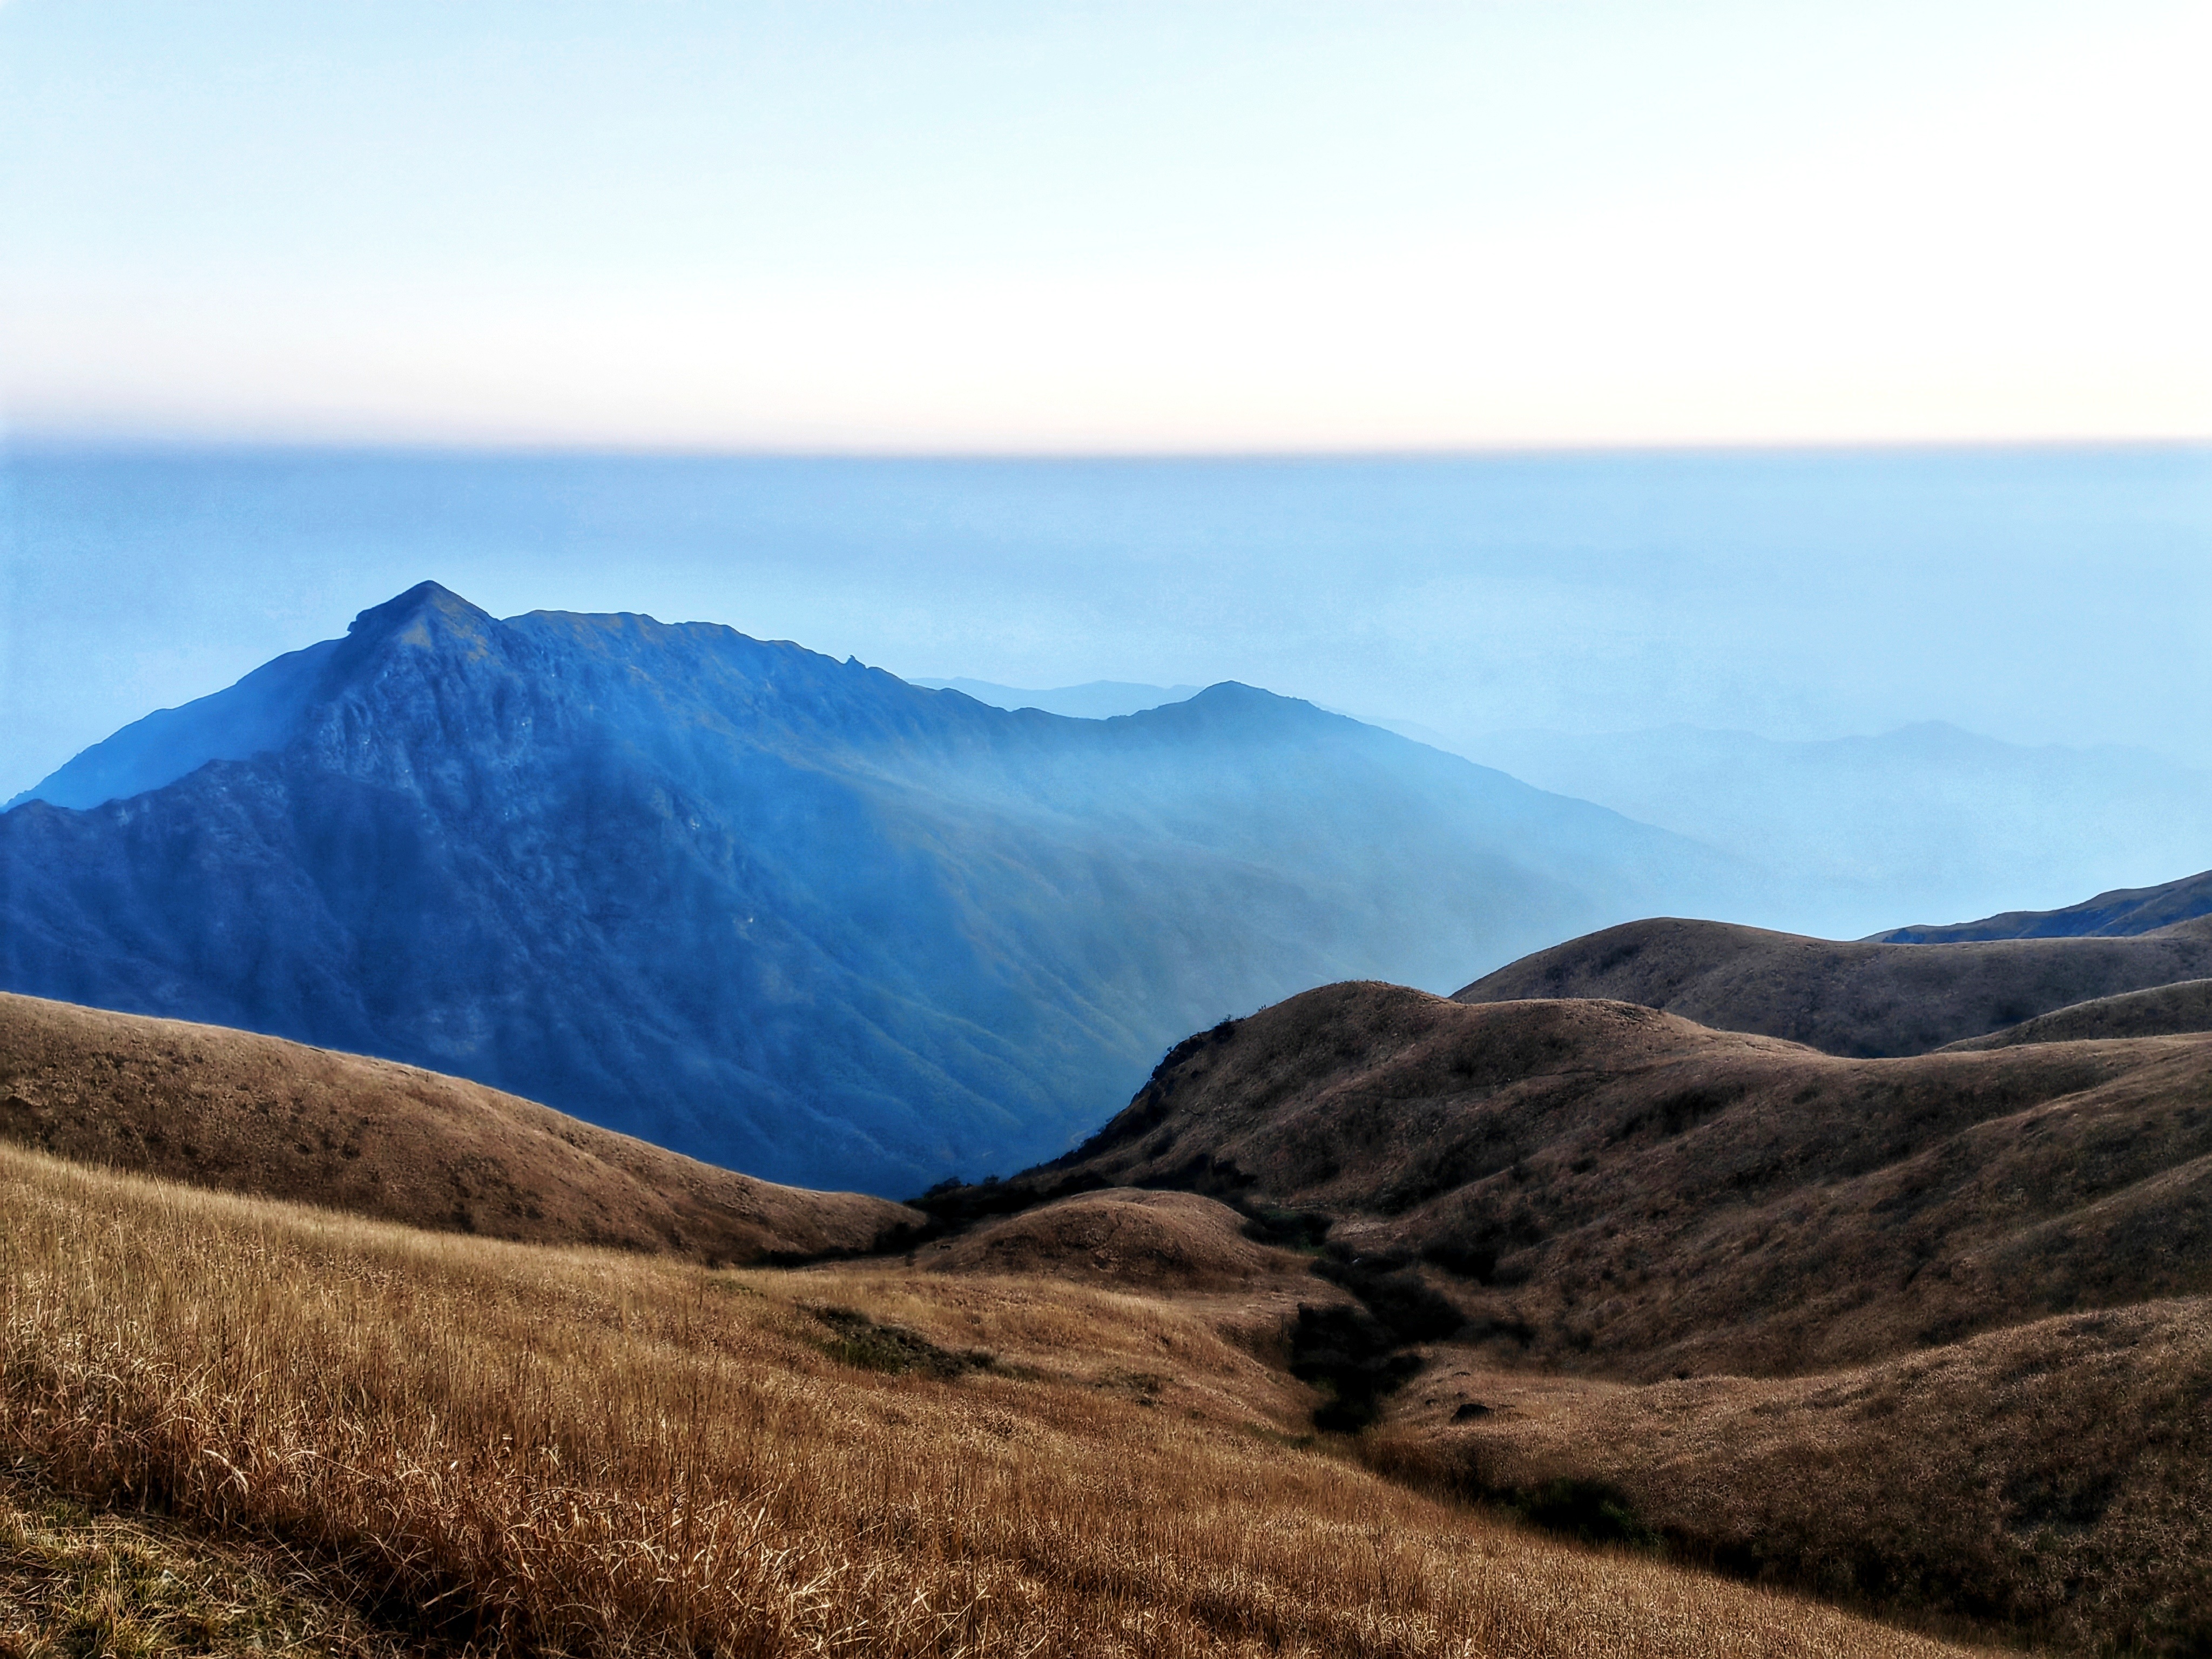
<box><xmin>0</xmin><ymin>1144</ymin><xmax>1988</xmax><ymax>1658</ymax></box>
<box><xmin>0</xmin><ymin>992</ymin><xmax>912</xmax><ymax>1263</ymax></box>
<box><xmin>913</xmin><ymin>1189</ymin><xmax>1300</xmax><ymax>1292</ymax></box>
<box><xmin>0</xmin><ymin>1472</ymin><xmax>415</xmax><ymax>1659</ymax></box>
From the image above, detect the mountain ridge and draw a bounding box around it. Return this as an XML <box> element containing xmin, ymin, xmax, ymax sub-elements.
<box><xmin>1</xmin><ymin>582</ymin><xmax>1742</xmax><ymax>1193</ymax></box>
<box><xmin>945</xmin><ymin>979</ymin><xmax>2212</xmax><ymax>1379</ymax></box>
<box><xmin>1875</xmin><ymin>866</ymin><xmax>2212</xmax><ymax>942</ymax></box>
<box><xmin>1451</xmin><ymin>913</ymin><xmax>2212</xmax><ymax>1056</ymax></box>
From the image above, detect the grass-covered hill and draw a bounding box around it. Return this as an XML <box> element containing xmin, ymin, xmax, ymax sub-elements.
<box><xmin>1874</xmin><ymin>866</ymin><xmax>2212</xmax><ymax>942</ymax></box>
<box><xmin>943</xmin><ymin>983</ymin><xmax>2212</xmax><ymax>1649</ymax></box>
<box><xmin>1452</xmin><ymin>913</ymin><xmax>2212</xmax><ymax>1055</ymax></box>
<box><xmin>0</xmin><ymin>1141</ymin><xmax>1977</xmax><ymax>1659</ymax></box>
<box><xmin>0</xmin><ymin>990</ymin><xmax>913</xmax><ymax>1263</ymax></box>
<box><xmin>993</xmin><ymin>984</ymin><xmax>2212</xmax><ymax>1377</ymax></box>
<box><xmin>8</xmin><ymin>979</ymin><xmax>2195</xmax><ymax>1650</ymax></box>
<box><xmin>1940</xmin><ymin>976</ymin><xmax>2212</xmax><ymax>1049</ymax></box>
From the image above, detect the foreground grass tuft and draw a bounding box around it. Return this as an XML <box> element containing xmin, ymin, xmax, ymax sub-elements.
<box><xmin>0</xmin><ymin>1472</ymin><xmax>410</xmax><ymax>1659</ymax></box>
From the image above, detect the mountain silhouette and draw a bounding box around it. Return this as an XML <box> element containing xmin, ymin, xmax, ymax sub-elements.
<box><xmin>0</xmin><ymin>583</ymin><xmax>1738</xmax><ymax>1192</ymax></box>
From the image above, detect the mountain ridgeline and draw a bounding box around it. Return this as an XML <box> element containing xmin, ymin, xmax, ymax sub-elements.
<box><xmin>1452</xmin><ymin>864</ymin><xmax>2212</xmax><ymax>1058</ymax></box>
<box><xmin>0</xmin><ymin>582</ymin><xmax>1736</xmax><ymax>1193</ymax></box>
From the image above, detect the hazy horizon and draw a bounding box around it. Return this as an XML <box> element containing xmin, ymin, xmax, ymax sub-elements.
<box><xmin>9</xmin><ymin>441</ymin><xmax>2207</xmax><ymax>804</ymax></box>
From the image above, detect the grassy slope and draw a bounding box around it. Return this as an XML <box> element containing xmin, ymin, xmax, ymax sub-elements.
<box><xmin>1941</xmin><ymin>977</ymin><xmax>2212</xmax><ymax>1049</ymax></box>
<box><xmin>1031</xmin><ymin>984</ymin><xmax>2212</xmax><ymax>1377</ymax></box>
<box><xmin>915</xmin><ymin>1188</ymin><xmax>1301</xmax><ymax>1292</ymax></box>
<box><xmin>0</xmin><ymin>1145</ymin><xmax>1984</xmax><ymax>1659</ymax></box>
<box><xmin>0</xmin><ymin>991</ymin><xmax>915</xmax><ymax>1264</ymax></box>
<box><xmin>1372</xmin><ymin>1299</ymin><xmax>2212</xmax><ymax>1655</ymax></box>
<box><xmin>0</xmin><ymin>1474</ymin><xmax>421</xmax><ymax>1659</ymax></box>
<box><xmin>986</xmin><ymin>984</ymin><xmax>2212</xmax><ymax>1651</ymax></box>
<box><xmin>1452</xmin><ymin>915</ymin><xmax>2212</xmax><ymax>1055</ymax></box>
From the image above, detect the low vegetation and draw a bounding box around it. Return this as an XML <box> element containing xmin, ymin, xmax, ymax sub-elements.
<box><xmin>1025</xmin><ymin>984</ymin><xmax>2212</xmax><ymax>1377</ymax></box>
<box><xmin>1370</xmin><ymin>1299</ymin><xmax>2212</xmax><ymax>1654</ymax></box>
<box><xmin>1455</xmin><ymin>914</ymin><xmax>2212</xmax><ymax>1055</ymax></box>
<box><xmin>0</xmin><ymin>1473</ymin><xmax>413</xmax><ymax>1659</ymax></box>
<box><xmin>0</xmin><ymin>1144</ymin><xmax>1982</xmax><ymax>1657</ymax></box>
<box><xmin>0</xmin><ymin>991</ymin><xmax>913</xmax><ymax>1262</ymax></box>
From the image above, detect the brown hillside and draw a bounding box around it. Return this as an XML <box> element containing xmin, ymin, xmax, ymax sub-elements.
<box><xmin>0</xmin><ymin>991</ymin><xmax>914</xmax><ymax>1263</ymax></box>
<box><xmin>1375</xmin><ymin>1297</ymin><xmax>2212</xmax><ymax>1656</ymax></box>
<box><xmin>1016</xmin><ymin>983</ymin><xmax>2212</xmax><ymax>1378</ymax></box>
<box><xmin>1940</xmin><ymin>977</ymin><xmax>2212</xmax><ymax>1050</ymax></box>
<box><xmin>1452</xmin><ymin>914</ymin><xmax>2212</xmax><ymax>1055</ymax></box>
<box><xmin>915</xmin><ymin>1188</ymin><xmax>1305</xmax><ymax>1293</ymax></box>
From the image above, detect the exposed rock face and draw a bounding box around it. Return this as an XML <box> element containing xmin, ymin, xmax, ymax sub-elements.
<box><xmin>1</xmin><ymin>583</ymin><xmax>1734</xmax><ymax>1193</ymax></box>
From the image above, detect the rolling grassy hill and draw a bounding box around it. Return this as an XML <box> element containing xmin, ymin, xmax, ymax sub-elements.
<box><xmin>940</xmin><ymin>982</ymin><xmax>2212</xmax><ymax>1649</ymax></box>
<box><xmin>1940</xmin><ymin>977</ymin><xmax>2212</xmax><ymax>1049</ymax></box>
<box><xmin>0</xmin><ymin>990</ymin><xmax>913</xmax><ymax>1263</ymax></box>
<box><xmin>993</xmin><ymin>984</ymin><xmax>2212</xmax><ymax>1377</ymax></box>
<box><xmin>1452</xmin><ymin>914</ymin><xmax>2212</xmax><ymax>1055</ymax></box>
<box><xmin>1874</xmin><ymin>865</ymin><xmax>2212</xmax><ymax>942</ymax></box>
<box><xmin>0</xmin><ymin>1143</ymin><xmax>1978</xmax><ymax>1659</ymax></box>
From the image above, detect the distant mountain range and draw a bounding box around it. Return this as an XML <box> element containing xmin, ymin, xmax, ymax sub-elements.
<box><xmin>0</xmin><ymin>582</ymin><xmax>1738</xmax><ymax>1193</ymax></box>
<box><xmin>1449</xmin><ymin>723</ymin><xmax>2212</xmax><ymax>939</ymax></box>
<box><xmin>1874</xmin><ymin>867</ymin><xmax>2212</xmax><ymax>942</ymax></box>
<box><xmin>905</xmin><ymin>679</ymin><xmax>1202</xmax><ymax>720</ymax></box>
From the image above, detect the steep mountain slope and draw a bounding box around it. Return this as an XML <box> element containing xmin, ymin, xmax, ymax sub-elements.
<box><xmin>1876</xmin><ymin>866</ymin><xmax>2212</xmax><ymax>942</ymax></box>
<box><xmin>0</xmin><ymin>582</ymin><xmax>1736</xmax><ymax>1193</ymax></box>
<box><xmin>1451</xmin><ymin>914</ymin><xmax>2212</xmax><ymax>1055</ymax></box>
<box><xmin>0</xmin><ymin>990</ymin><xmax>912</xmax><ymax>1260</ymax></box>
<box><xmin>990</xmin><ymin>983</ymin><xmax>2212</xmax><ymax>1379</ymax></box>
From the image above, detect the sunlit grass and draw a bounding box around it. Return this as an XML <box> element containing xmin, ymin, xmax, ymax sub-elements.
<box><xmin>0</xmin><ymin>1144</ymin><xmax>1987</xmax><ymax>1657</ymax></box>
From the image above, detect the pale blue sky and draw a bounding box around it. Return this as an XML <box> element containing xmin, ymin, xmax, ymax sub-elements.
<box><xmin>3</xmin><ymin>1</ymin><xmax>2205</xmax><ymax>449</ymax></box>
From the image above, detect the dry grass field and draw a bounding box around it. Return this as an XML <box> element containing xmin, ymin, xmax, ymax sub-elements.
<box><xmin>0</xmin><ymin>1473</ymin><xmax>414</xmax><ymax>1659</ymax></box>
<box><xmin>0</xmin><ymin>1143</ymin><xmax>1991</xmax><ymax>1658</ymax></box>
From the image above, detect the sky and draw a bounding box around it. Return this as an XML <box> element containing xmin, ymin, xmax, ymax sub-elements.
<box><xmin>2</xmin><ymin>0</ymin><xmax>2207</xmax><ymax>451</ymax></box>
